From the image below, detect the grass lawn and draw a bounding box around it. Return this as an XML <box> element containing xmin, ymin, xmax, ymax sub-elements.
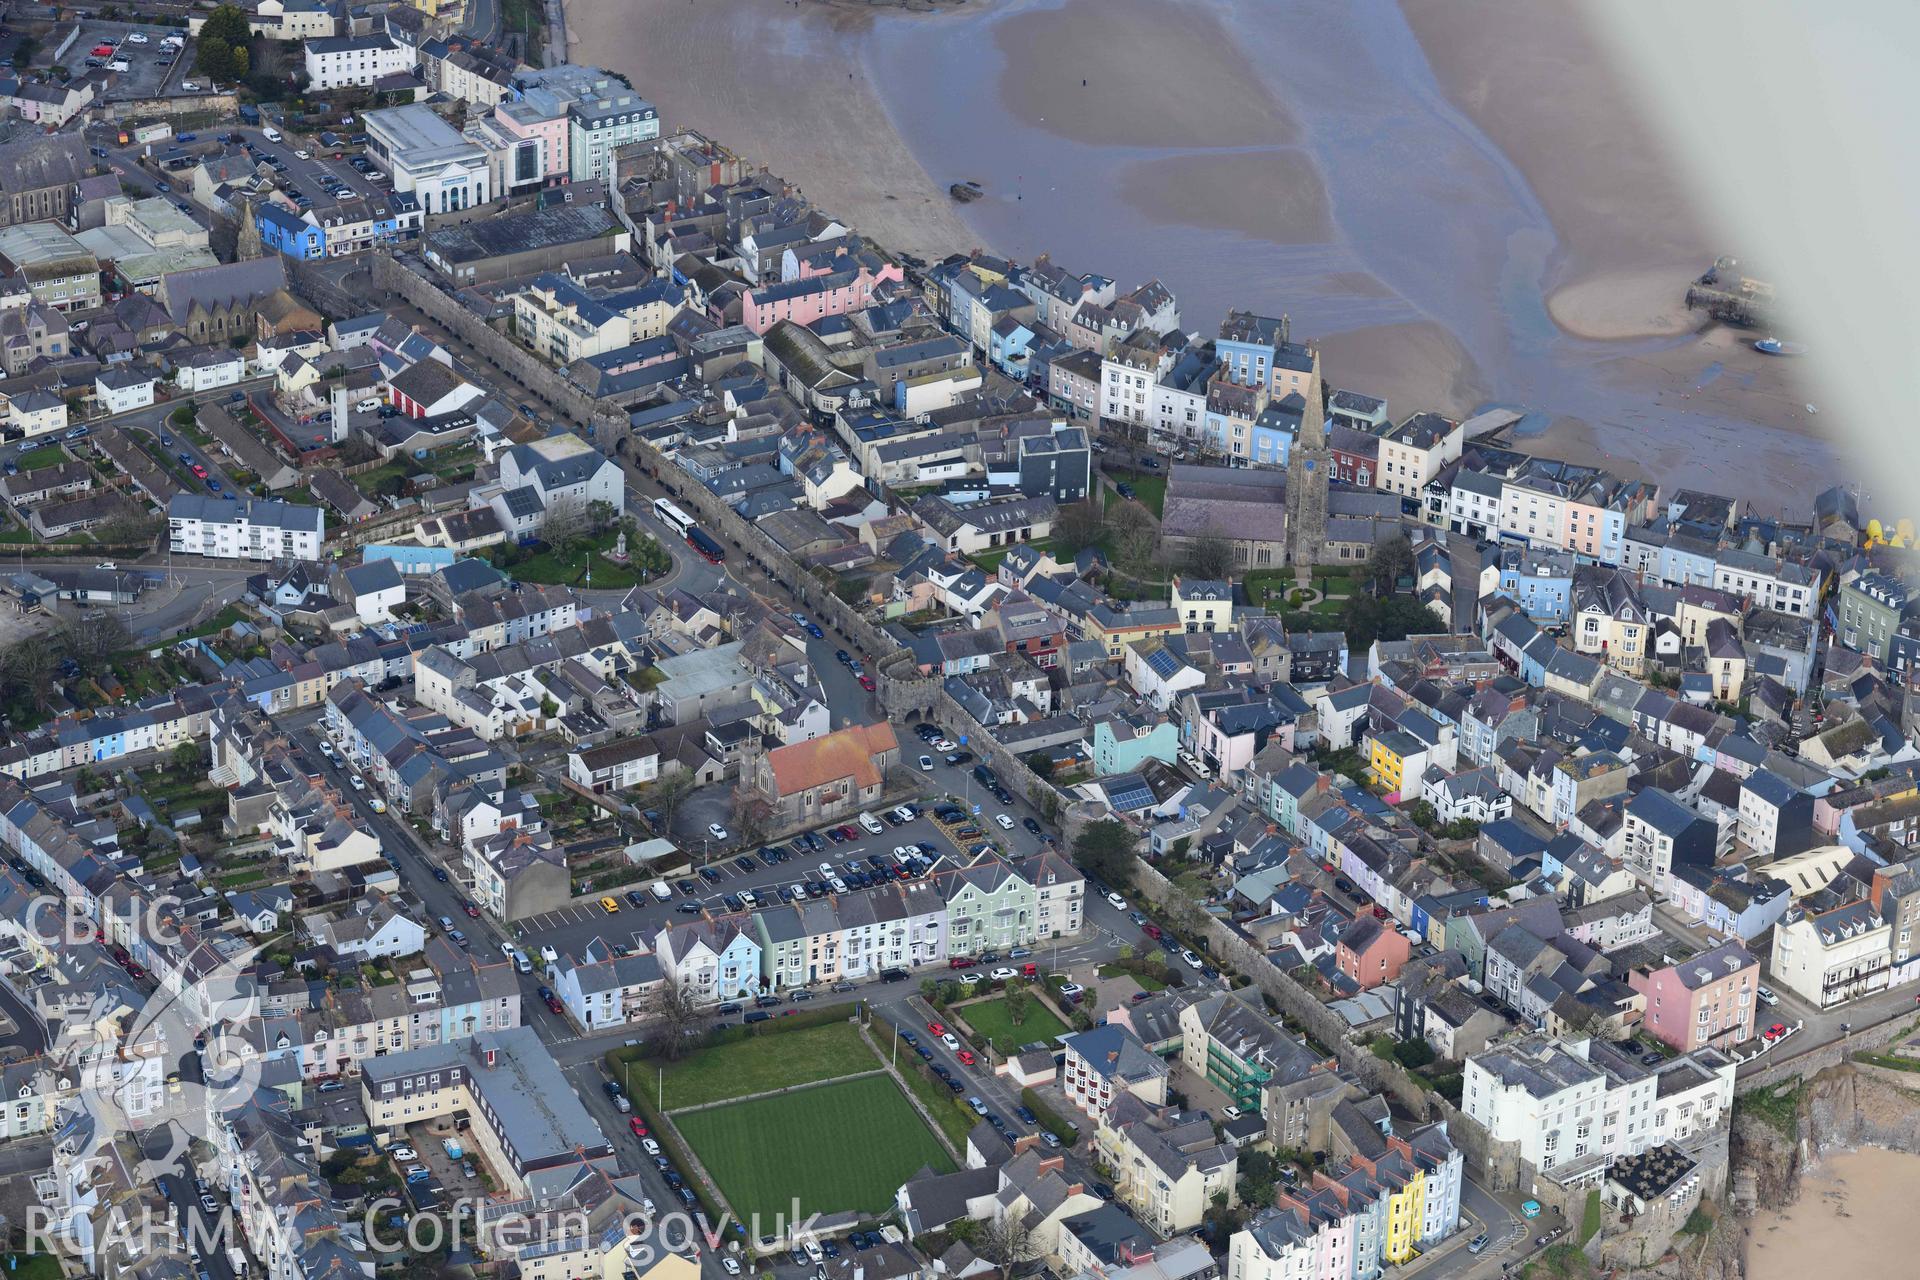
<box><xmin>1</xmin><ymin>1256</ymin><xmax>62</xmax><ymax>1280</ymax></box>
<box><xmin>511</xmin><ymin>530</ymin><xmax>664</xmax><ymax>590</ymax></box>
<box><xmin>958</xmin><ymin>994</ymin><xmax>1069</xmax><ymax>1052</ymax></box>
<box><xmin>15</xmin><ymin>444</ymin><xmax>69</xmax><ymax>472</ymax></box>
<box><xmin>653</xmin><ymin>1021</ymin><xmax>880</xmax><ymax>1110</ymax></box>
<box><xmin>178</xmin><ymin>604</ymin><xmax>247</xmax><ymax>641</ymax></box>
<box><xmin>1106</xmin><ymin>473</ymin><xmax>1167</xmax><ymax>517</ymax></box>
<box><xmin>676</xmin><ymin>1075</ymin><xmax>953</xmax><ymax>1221</ymax></box>
<box><xmin>351</xmin><ymin>460</ymin><xmax>411</xmax><ymax>499</ymax></box>
<box><xmin>1098</xmin><ymin>963</ymin><xmax>1166</xmax><ymax>991</ymax></box>
<box><xmin>967</xmin><ymin>546</ymin><xmax>1015</xmax><ymax>574</ymax></box>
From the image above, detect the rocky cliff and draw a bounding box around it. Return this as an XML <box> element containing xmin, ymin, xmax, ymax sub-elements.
<box><xmin>1622</xmin><ymin>1063</ymin><xmax>1920</xmax><ymax>1280</ymax></box>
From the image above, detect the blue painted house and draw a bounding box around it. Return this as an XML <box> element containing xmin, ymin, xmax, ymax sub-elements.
<box><xmin>256</xmin><ymin>203</ymin><xmax>325</xmax><ymax>259</ymax></box>
<box><xmin>1496</xmin><ymin>545</ymin><xmax>1576</xmax><ymax>624</ymax></box>
<box><xmin>1248</xmin><ymin>393</ymin><xmax>1308</xmax><ymax>469</ymax></box>
<box><xmin>989</xmin><ymin>314</ymin><xmax>1035</xmax><ymax>382</ymax></box>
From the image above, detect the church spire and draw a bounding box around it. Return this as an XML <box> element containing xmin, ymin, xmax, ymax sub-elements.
<box><xmin>1285</xmin><ymin>344</ymin><xmax>1329</xmax><ymax>580</ymax></box>
<box><xmin>236</xmin><ymin>200</ymin><xmax>262</xmax><ymax>261</ymax></box>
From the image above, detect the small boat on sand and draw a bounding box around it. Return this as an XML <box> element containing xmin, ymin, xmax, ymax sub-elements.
<box><xmin>1754</xmin><ymin>337</ymin><xmax>1807</xmax><ymax>356</ymax></box>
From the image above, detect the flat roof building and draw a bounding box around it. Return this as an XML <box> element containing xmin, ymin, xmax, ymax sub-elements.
<box><xmin>360</xmin><ymin>1026</ymin><xmax>615</xmax><ymax>1199</ymax></box>
<box><xmin>364</xmin><ymin>103</ymin><xmax>491</xmax><ymax>216</ymax></box>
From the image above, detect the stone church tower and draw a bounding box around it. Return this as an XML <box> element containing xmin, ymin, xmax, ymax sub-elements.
<box><xmin>1284</xmin><ymin>343</ymin><xmax>1330</xmax><ymax>583</ymax></box>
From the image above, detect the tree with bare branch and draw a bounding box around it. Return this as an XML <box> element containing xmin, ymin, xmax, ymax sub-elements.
<box><xmin>977</xmin><ymin>1215</ymin><xmax>1038</xmax><ymax>1271</ymax></box>
<box><xmin>648</xmin><ymin>976</ymin><xmax>706</xmax><ymax>1061</ymax></box>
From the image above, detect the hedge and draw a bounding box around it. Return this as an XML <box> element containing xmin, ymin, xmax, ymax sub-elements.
<box><xmin>1020</xmin><ymin>1086</ymin><xmax>1080</xmax><ymax>1145</ymax></box>
<box><xmin>901</xmin><ymin>1056</ymin><xmax>981</xmax><ymax>1148</ymax></box>
<box><xmin>606</xmin><ymin>1049</ymin><xmax>728</xmax><ymax>1227</ymax></box>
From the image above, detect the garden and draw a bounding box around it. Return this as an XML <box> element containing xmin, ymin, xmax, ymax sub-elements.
<box><xmin>493</xmin><ymin>521</ymin><xmax>671</xmax><ymax>590</ymax></box>
<box><xmin>955</xmin><ymin>989</ymin><xmax>1070</xmax><ymax>1052</ymax></box>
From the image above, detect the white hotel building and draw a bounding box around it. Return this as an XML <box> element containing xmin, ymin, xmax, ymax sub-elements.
<box><xmin>302</xmin><ymin>34</ymin><xmax>412</xmax><ymax>90</ymax></box>
<box><xmin>363</xmin><ymin>103</ymin><xmax>492</xmax><ymax>215</ymax></box>
<box><xmin>1462</xmin><ymin>1033</ymin><xmax>1735</xmax><ymax>1186</ymax></box>
<box><xmin>168</xmin><ymin>493</ymin><xmax>325</xmax><ymax>562</ymax></box>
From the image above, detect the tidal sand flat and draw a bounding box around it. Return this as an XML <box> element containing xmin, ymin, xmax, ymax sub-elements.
<box><xmin>991</xmin><ymin>0</ymin><xmax>1298</xmax><ymax>150</ymax></box>
<box><xmin>1117</xmin><ymin>150</ymin><xmax>1333</xmax><ymax>246</ymax></box>
<box><xmin>1400</xmin><ymin>0</ymin><xmax>1712</xmax><ymax>341</ymax></box>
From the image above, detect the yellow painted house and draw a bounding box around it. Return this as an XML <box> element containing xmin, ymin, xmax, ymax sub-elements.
<box><xmin>1367</xmin><ymin>729</ymin><xmax>1427</xmax><ymax>800</ymax></box>
<box><xmin>1382</xmin><ymin>1167</ymin><xmax>1426</xmax><ymax>1265</ymax></box>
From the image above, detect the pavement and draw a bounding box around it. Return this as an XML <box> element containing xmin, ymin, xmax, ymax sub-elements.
<box><xmin>0</xmin><ymin>975</ymin><xmax>47</xmax><ymax>1057</ymax></box>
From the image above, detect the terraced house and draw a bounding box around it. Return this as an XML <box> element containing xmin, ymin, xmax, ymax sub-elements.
<box><xmin>1021</xmin><ymin>848</ymin><xmax>1086</xmax><ymax>939</ymax></box>
<box><xmin>1228</xmin><ymin>1123</ymin><xmax>1463</xmax><ymax>1280</ymax></box>
<box><xmin>943</xmin><ymin>856</ymin><xmax>1040</xmax><ymax>956</ymax></box>
<box><xmin>1180</xmin><ymin>992</ymin><xmax>1334</xmax><ymax>1129</ymax></box>
<box><xmin>653</xmin><ymin>917</ymin><xmax>762</xmax><ymax>1003</ymax></box>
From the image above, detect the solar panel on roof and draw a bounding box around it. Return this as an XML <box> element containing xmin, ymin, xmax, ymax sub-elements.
<box><xmin>1145</xmin><ymin>647</ymin><xmax>1183</xmax><ymax>679</ymax></box>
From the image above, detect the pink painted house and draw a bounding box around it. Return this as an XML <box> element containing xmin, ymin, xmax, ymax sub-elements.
<box><xmin>490</xmin><ymin>99</ymin><xmax>571</xmax><ymax>183</ymax></box>
<box><xmin>740</xmin><ymin>262</ymin><xmax>901</xmax><ymax>335</ymax></box>
<box><xmin>1334</xmin><ymin>917</ymin><xmax>1411</xmax><ymax>991</ymax></box>
<box><xmin>1628</xmin><ymin>938</ymin><xmax>1758</xmax><ymax>1051</ymax></box>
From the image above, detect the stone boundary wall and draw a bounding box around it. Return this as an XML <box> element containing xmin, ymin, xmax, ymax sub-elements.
<box><xmin>372</xmin><ymin>252</ymin><xmax>613</xmax><ymax>431</ymax></box>
<box><xmin>1738</xmin><ymin>1014</ymin><xmax>1915</xmax><ymax>1092</ymax></box>
<box><xmin>1129</xmin><ymin>858</ymin><xmax>1434</xmax><ymax>1120</ymax></box>
<box><xmin>92</xmin><ymin>92</ymin><xmax>239</xmax><ymax>122</ymax></box>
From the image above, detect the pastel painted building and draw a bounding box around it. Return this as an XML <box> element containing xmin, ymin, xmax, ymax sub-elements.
<box><xmin>653</xmin><ymin>917</ymin><xmax>761</xmax><ymax>1003</ymax></box>
<box><xmin>740</xmin><ymin>262</ymin><xmax>902</xmax><ymax>334</ymax></box>
<box><xmin>255</xmin><ymin>203</ymin><xmax>325</xmax><ymax>260</ymax></box>
<box><xmin>1628</xmin><ymin>939</ymin><xmax>1758</xmax><ymax>1052</ymax></box>
<box><xmin>1092</xmin><ymin>713</ymin><xmax>1180</xmax><ymax>776</ymax></box>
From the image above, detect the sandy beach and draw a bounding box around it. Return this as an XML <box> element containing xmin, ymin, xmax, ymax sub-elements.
<box><xmin>565</xmin><ymin>0</ymin><xmax>976</xmax><ymax>264</ymax></box>
<box><xmin>1316</xmin><ymin>320</ymin><xmax>1489</xmax><ymax>425</ymax></box>
<box><xmin>1746</xmin><ymin>1147</ymin><xmax>1914</xmax><ymax>1280</ymax></box>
